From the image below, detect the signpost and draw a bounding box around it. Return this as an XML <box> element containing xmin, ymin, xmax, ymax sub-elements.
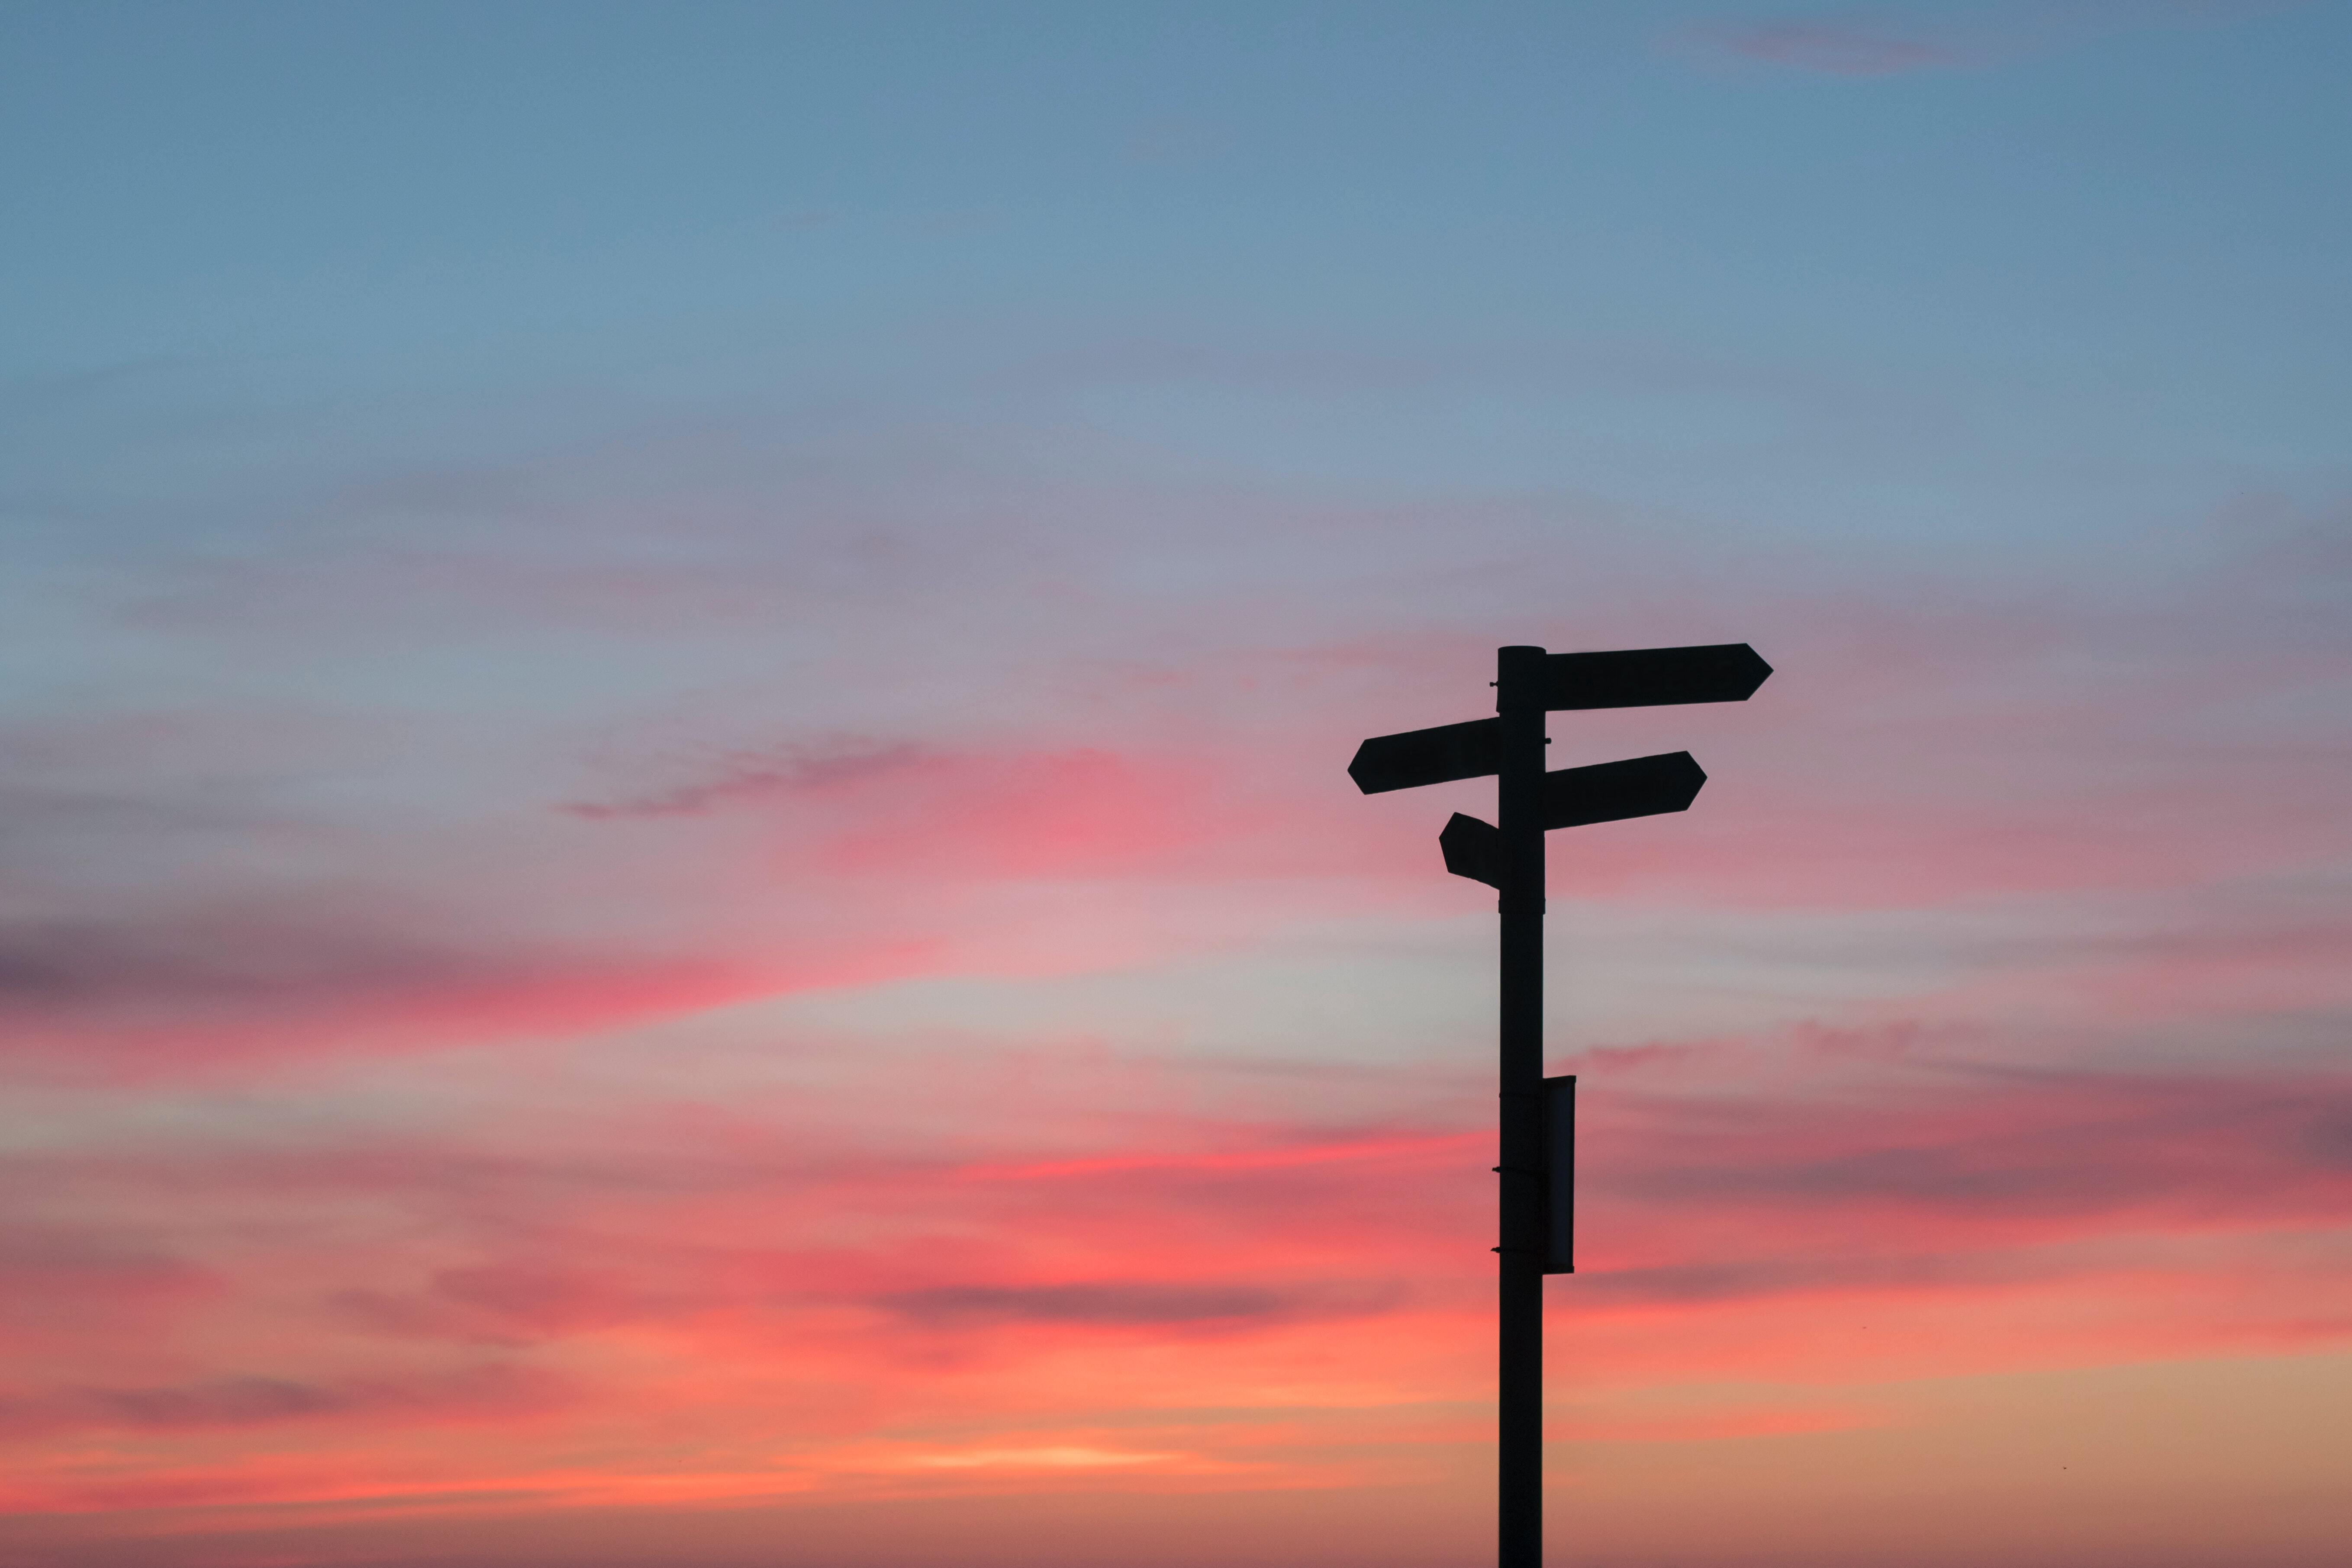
<box><xmin>1348</xmin><ymin>642</ymin><xmax>1770</xmax><ymax>1568</ymax></box>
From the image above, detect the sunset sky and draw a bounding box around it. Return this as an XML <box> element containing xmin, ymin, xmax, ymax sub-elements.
<box><xmin>4</xmin><ymin>2</ymin><xmax>2349</xmax><ymax>1565</ymax></box>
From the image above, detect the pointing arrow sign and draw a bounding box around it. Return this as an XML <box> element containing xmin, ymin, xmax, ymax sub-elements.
<box><xmin>1440</xmin><ymin>812</ymin><xmax>1506</xmax><ymax>889</ymax></box>
<box><xmin>1348</xmin><ymin>646</ymin><xmax>1764</xmax><ymax>795</ymax></box>
<box><xmin>1544</xmin><ymin>644</ymin><xmax>1770</xmax><ymax>711</ymax></box>
<box><xmin>1439</xmin><ymin>752</ymin><xmax>1707</xmax><ymax>887</ymax></box>
<box><xmin>1543</xmin><ymin>750</ymin><xmax>1706</xmax><ymax>828</ymax></box>
<box><xmin>1349</xmin><ymin>717</ymin><xmax>1499</xmax><ymax>795</ymax></box>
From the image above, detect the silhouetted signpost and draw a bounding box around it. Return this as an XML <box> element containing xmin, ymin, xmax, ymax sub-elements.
<box><xmin>1349</xmin><ymin>642</ymin><xmax>1771</xmax><ymax>1568</ymax></box>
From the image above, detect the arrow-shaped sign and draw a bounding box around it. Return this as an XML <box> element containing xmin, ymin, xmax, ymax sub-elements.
<box><xmin>1348</xmin><ymin>646</ymin><xmax>1765</xmax><ymax>798</ymax></box>
<box><xmin>1544</xmin><ymin>750</ymin><xmax>1705</xmax><ymax>828</ymax></box>
<box><xmin>1440</xmin><ymin>811</ymin><xmax>1506</xmax><ymax>889</ymax></box>
<box><xmin>1349</xmin><ymin>717</ymin><xmax>1500</xmax><ymax>795</ymax></box>
<box><xmin>1438</xmin><ymin>752</ymin><xmax>1707</xmax><ymax>888</ymax></box>
<box><xmin>1542</xmin><ymin>643</ymin><xmax>1770</xmax><ymax>712</ymax></box>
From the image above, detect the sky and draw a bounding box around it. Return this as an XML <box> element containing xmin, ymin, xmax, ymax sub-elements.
<box><xmin>2</xmin><ymin>1</ymin><xmax>2348</xmax><ymax>1565</ymax></box>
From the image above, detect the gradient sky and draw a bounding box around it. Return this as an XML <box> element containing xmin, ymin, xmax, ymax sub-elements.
<box><xmin>3</xmin><ymin>3</ymin><xmax>2349</xmax><ymax>1565</ymax></box>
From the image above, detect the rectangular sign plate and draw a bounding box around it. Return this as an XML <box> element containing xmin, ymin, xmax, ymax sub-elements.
<box><xmin>1545</xmin><ymin>1074</ymin><xmax>1575</xmax><ymax>1275</ymax></box>
<box><xmin>1349</xmin><ymin>717</ymin><xmax>1500</xmax><ymax>795</ymax></box>
<box><xmin>1542</xmin><ymin>751</ymin><xmax>1706</xmax><ymax>829</ymax></box>
<box><xmin>1544</xmin><ymin>644</ymin><xmax>1770</xmax><ymax>712</ymax></box>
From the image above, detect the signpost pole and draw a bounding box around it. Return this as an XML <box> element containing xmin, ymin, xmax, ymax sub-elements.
<box><xmin>1495</xmin><ymin>645</ymin><xmax>1548</xmax><ymax>1568</ymax></box>
<box><xmin>1346</xmin><ymin>637</ymin><xmax>1769</xmax><ymax>1568</ymax></box>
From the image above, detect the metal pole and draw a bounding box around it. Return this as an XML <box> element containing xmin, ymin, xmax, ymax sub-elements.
<box><xmin>1495</xmin><ymin>644</ymin><xmax>1548</xmax><ymax>1568</ymax></box>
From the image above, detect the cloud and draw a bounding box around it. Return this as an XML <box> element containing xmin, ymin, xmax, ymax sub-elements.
<box><xmin>1588</xmin><ymin>1060</ymin><xmax>2352</xmax><ymax>1237</ymax></box>
<box><xmin>0</xmin><ymin>1365</ymin><xmax>568</xmax><ymax>1441</ymax></box>
<box><xmin>876</xmin><ymin>1279</ymin><xmax>1408</xmax><ymax>1335</ymax></box>
<box><xmin>325</xmin><ymin>1262</ymin><xmax>667</xmax><ymax>1346</ymax></box>
<box><xmin>3</xmin><ymin>338</ymin><xmax>2347</xmax><ymax>1560</ymax></box>
<box><xmin>1684</xmin><ymin>16</ymin><xmax>1975</xmax><ymax>74</ymax></box>
<box><xmin>12</xmin><ymin>1040</ymin><xmax>2347</xmax><ymax>1358</ymax></box>
<box><xmin>0</xmin><ymin>903</ymin><xmax>761</xmax><ymax>1077</ymax></box>
<box><xmin>559</xmin><ymin>738</ymin><xmax>929</xmax><ymax>819</ymax></box>
<box><xmin>0</xmin><ymin>1230</ymin><xmax>220</xmax><ymax>1346</ymax></box>
<box><xmin>0</xmin><ymin>1028</ymin><xmax>2347</xmax><ymax>1546</ymax></box>
<box><xmin>881</xmin><ymin>1282</ymin><xmax>1296</xmax><ymax>1327</ymax></box>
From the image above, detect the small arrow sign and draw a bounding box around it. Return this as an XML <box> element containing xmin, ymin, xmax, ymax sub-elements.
<box><xmin>1440</xmin><ymin>812</ymin><xmax>1505</xmax><ymax>889</ymax></box>
<box><xmin>1543</xmin><ymin>644</ymin><xmax>1770</xmax><ymax>712</ymax></box>
<box><xmin>1349</xmin><ymin>717</ymin><xmax>1500</xmax><ymax>795</ymax></box>
<box><xmin>1543</xmin><ymin>751</ymin><xmax>1706</xmax><ymax>828</ymax></box>
<box><xmin>1440</xmin><ymin>753</ymin><xmax>1705</xmax><ymax>887</ymax></box>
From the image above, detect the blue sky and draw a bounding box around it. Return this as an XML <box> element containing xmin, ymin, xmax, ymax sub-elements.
<box><xmin>13</xmin><ymin>1</ymin><xmax>2346</xmax><ymax>508</ymax></box>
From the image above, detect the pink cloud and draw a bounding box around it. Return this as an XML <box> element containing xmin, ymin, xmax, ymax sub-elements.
<box><xmin>7</xmin><ymin>393</ymin><xmax>2349</xmax><ymax>1562</ymax></box>
<box><xmin>559</xmin><ymin>737</ymin><xmax>931</xmax><ymax>820</ymax></box>
<box><xmin>1</xmin><ymin>1032</ymin><xmax>2346</xmax><ymax>1554</ymax></box>
<box><xmin>815</xmin><ymin>749</ymin><xmax>1239</xmax><ymax>881</ymax></box>
<box><xmin>0</xmin><ymin>1363</ymin><xmax>570</xmax><ymax>1442</ymax></box>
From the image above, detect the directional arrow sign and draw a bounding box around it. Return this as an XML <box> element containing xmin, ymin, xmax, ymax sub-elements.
<box><xmin>1349</xmin><ymin>717</ymin><xmax>1500</xmax><ymax>795</ymax></box>
<box><xmin>1440</xmin><ymin>812</ymin><xmax>1505</xmax><ymax>889</ymax></box>
<box><xmin>1350</xmin><ymin>646</ymin><xmax>1764</xmax><ymax>790</ymax></box>
<box><xmin>1542</xmin><ymin>751</ymin><xmax>1706</xmax><ymax>828</ymax></box>
<box><xmin>1543</xmin><ymin>644</ymin><xmax>1771</xmax><ymax>712</ymax></box>
<box><xmin>1440</xmin><ymin>753</ymin><xmax>1705</xmax><ymax>887</ymax></box>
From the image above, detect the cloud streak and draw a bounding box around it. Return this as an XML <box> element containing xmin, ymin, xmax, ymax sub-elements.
<box><xmin>2</xmin><ymin>292</ymin><xmax>2345</xmax><ymax>1568</ymax></box>
<box><xmin>1687</xmin><ymin>17</ymin><xmax>1975</xmax><ymax>74</ymax></box>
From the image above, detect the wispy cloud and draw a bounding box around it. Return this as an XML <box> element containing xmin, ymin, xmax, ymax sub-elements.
<box><xmin>0</xmin><ymin>1365</ymin><xmax>569</xmax><ymax>1442</ymax></box>
<box><xmin>558</xmin><ymin>738</ymin><xmax>928</xmax><ymax>820</ymax></box>
<box><xmin>3</xmin><ymin>353</ymin><xmax>2346</xmax><ymax>1560</ymax></box>
<box><xmin>1685</xmin><ymin>16</ymin><xmax>1975</xmax><ymax>74</ymax></box>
